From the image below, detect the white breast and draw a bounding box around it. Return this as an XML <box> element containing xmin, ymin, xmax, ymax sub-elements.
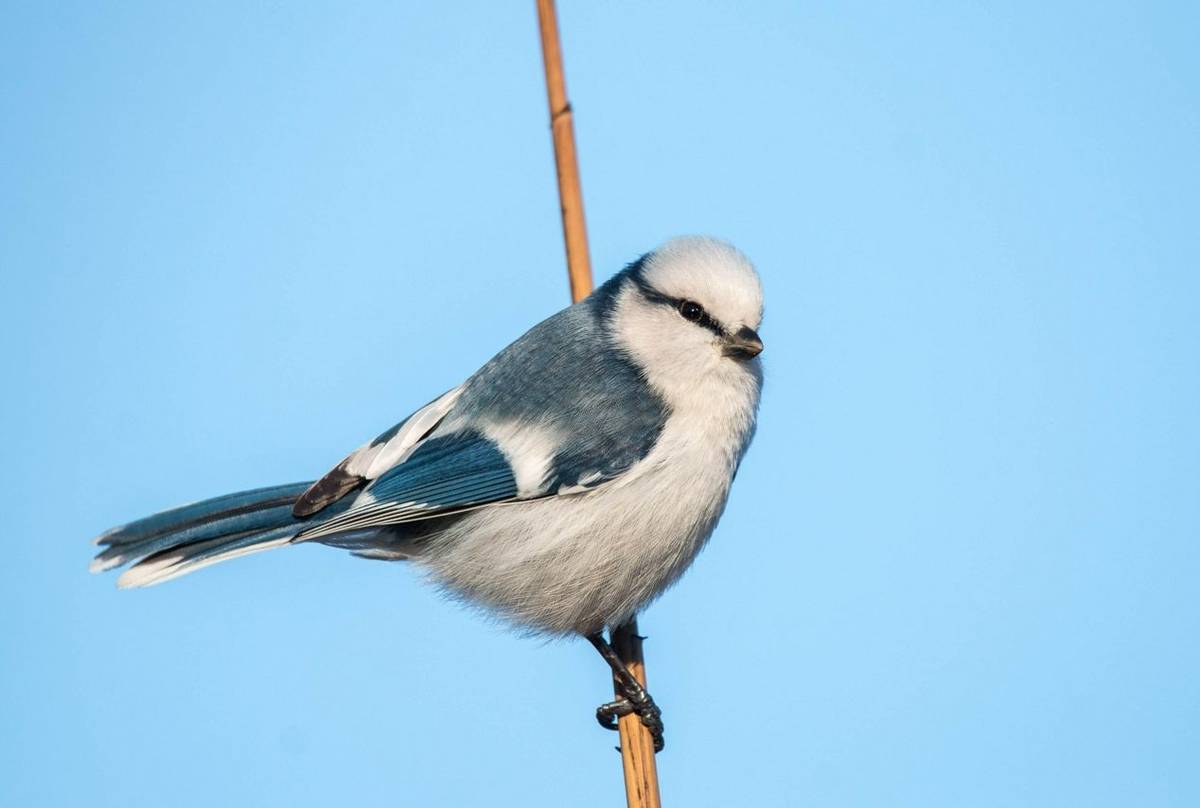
<box><xmin>409</xmin><ymin>360</ymin><xmax>761</xmax><ymax>636</ymax></box>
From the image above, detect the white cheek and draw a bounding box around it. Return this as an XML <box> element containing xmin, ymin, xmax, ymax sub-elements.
<box><xmin>611</xmin><ymin>287</ymin><xmax>726</xmax><ymax>399</ymax></box>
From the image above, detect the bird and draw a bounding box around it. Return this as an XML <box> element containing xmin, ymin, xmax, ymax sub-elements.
<box><xmin>90</xmin><ymin>235</ymin><xmax>764</xmax><ymax>751</ymax></box>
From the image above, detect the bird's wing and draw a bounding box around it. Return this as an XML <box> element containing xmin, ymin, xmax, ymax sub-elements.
<box><xmin>294</xmin><ymin>429</ymin><xmax>524</xmax><ymax>540</ymax></box>
<box><xmin>295</xmin><ymin>411</ymin><xmax>661</xmax><ymax>542</ymax></box>
<box><xmin>296</xmin><ymin>291</ymin><xmax>671</xmax><ymax>538</ymax></box>
<box><xmin>292</xmin><ymin>386</ymin><xmax>465</xmax><ymax>517</ymax></box>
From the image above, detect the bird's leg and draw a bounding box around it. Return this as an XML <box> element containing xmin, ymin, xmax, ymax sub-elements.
<box><xmin>587</xmin><ymin>632</ymin><xmax>665</xmax><ymax>752</ymax></box>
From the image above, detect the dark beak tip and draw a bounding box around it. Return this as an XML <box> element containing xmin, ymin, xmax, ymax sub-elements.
<box><xmin>724</xmin><ymin>326</ymin><xmax>764</xmax><ymax>359</ymax></box>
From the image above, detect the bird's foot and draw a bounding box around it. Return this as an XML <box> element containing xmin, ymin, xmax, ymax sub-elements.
<box><xmin>594</xmin><ymin>678</ymin><xmax>665</xmax><ymax>752</ymax></box>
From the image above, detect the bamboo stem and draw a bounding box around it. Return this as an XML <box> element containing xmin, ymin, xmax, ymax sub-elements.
<box><xmin>612</xmin><ymin>619</ymin><xmax>662</xmax><ymax>808</ymax></box>
<box><xmin>533</xmin><ymin>2</ymin><xmax>663</xmax><ymax>806</ymax></box>
<box><xmin>535</xmin><ymin>0</ymin><xmax>593</xmax><ymax>302</ymax></box>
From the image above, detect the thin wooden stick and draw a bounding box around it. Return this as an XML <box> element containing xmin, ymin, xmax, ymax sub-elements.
<box><xmin>612</xmin><ymin>619</ymin><xmax>662</xmax><ymax>808</ymax></box>
<box><xmin>535</xmin><ymin>0</ymin><xmax>593</xmax><ymax>302</ymax></box>
<box><xmin>534</xmin><ymin>3</ymin><xmax>663</xmax><ymax>806</ymax></box>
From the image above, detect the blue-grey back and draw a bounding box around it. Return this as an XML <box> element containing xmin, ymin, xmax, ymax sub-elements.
<box><xmin>454</xmin><ymin>272</ymin><xmax>669</xmax><ymax>488</ymax></box>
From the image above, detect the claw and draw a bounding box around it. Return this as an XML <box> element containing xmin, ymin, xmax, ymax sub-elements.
<box><xmin>629</xmin><ymin>699</ymin><xmax>665</xmax><ymax>753</ymax></box>
<box><xmin>596</xmin><ymin>698</ymin><xmax>634</xmax><ymax>730</ymax></box>
<box><xmin>586</xmin><ymin>630</ymin><xmax>666</xmax><ymax>753</ymax></box>
<box><xmin>593</xmin><ymin>681</ymin><xmax>665</xmax><ymax>752</ymax></box>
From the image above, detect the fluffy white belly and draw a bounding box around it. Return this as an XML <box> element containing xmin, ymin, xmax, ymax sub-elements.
<box><xmin>408</xmin><ymin>446</ymin><xmax>735</xmax><ymax>636</ymax></box>
<box><xmin>406</xmin><ymin>352</ymin><xmax>761</xmax><ymax>636</ymax></box>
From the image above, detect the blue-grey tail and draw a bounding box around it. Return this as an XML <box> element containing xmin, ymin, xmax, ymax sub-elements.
<box><xmin>90</xmin><ymin>482</ymin><xmax>316</xmax><ymax>588</ymax></box>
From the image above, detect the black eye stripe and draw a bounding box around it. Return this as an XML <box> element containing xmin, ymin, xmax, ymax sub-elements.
<box><xmin>630</xmin><ymin>276</ymin><xmax>726</xmax><ymax>337</ymax></box>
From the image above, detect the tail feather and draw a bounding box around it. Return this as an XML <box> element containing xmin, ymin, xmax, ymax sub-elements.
<box><xmin>92</xmin><ymin>483</ymin><xmax>310</xmax><ymax>547</ymax></box>
<box><xmin>90</xmin><ymin>482</ymin><xmax>315</xmax><ymax>587</ymax></box>
<box><xmin>116</xmin><ymin>526</ymin><xmax>296</xmax><ymax>589</ymax></box>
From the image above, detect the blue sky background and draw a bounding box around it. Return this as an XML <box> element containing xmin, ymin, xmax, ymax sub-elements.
<box><xmin>2</xmin><ymin>2</ymin><xmax>1198</xmax><ymax>806</ymax></box>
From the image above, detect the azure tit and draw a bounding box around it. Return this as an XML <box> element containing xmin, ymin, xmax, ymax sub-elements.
<box><xmin>91</xmin><ymin>236</ymin><xmax>764</xmax><ymax>750</ymax></box>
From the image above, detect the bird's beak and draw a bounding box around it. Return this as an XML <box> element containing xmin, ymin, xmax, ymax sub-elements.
<box><xmin>722</xmin><ymin>326</ymin><xmax>764</xmax><ymax>359</ymax></box>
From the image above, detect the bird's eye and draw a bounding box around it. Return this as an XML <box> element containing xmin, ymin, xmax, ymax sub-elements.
<box><xmin>679</xmin><ymin>300</ymin><xmax>705</xmax><ymax>322</ymax></box>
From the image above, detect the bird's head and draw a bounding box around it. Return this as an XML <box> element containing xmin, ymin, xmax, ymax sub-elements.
<box><xmin>604</xmin><ymin>236</ymin><xmax>764</xmax><ymax>398</ymax></box>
